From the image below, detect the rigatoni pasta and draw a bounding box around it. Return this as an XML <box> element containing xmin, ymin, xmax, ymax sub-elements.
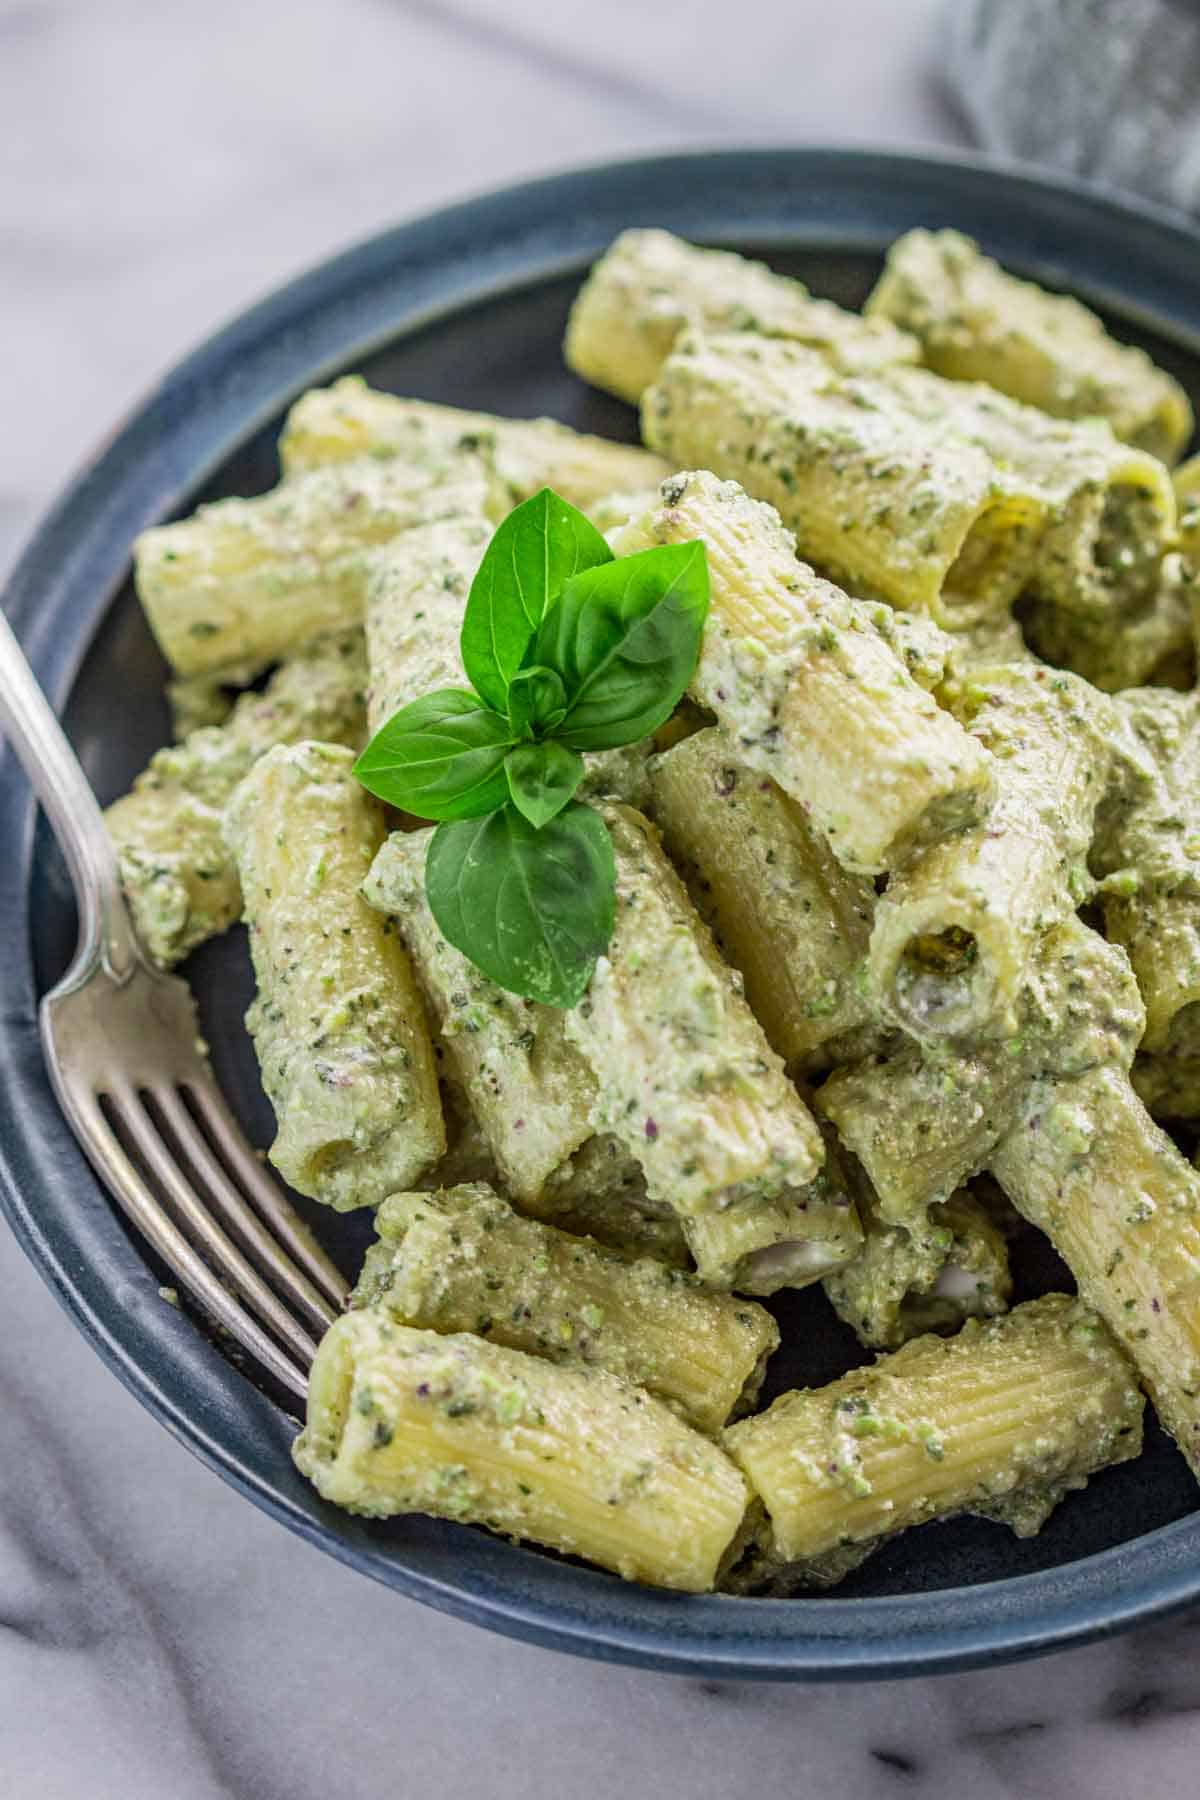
<box><xmin>612</xmin><ymin>471</ymin><xmax>996</xmax><ymax>874</ymax></box>
<box><xmin>107</xmin><ymin>628</ymin><xmax>366</xmax><ymax>967</ymax></box>
<box><xmin>993</xmin><ymin>1067</ymin><xmax>1200</xmax><ymax>1476</ymax></box>
<box><xmin>648</xmin><ymin>727</ymin><xmax>875</xmax><ymax>1066</ymax></box>
<box><xmin>278</xmin><ymin>376</ymin><xmax>671</xmax><ymax>516</ymax></box>
<box><xmin>881</xmin><ymin>362</ymin><xmax>1177</xmax><ymax>619</ymax></box>
<box><xmin>224</xmin><ymin>741</ymin><xmax>444</xmax><ymax>1208</ymax></box>
<box><xmin>640</xmin><ymin>332</ymin><xmax>1034</xmax><ymax>625</ymax></box>
<box><xmin>561</xmin><ymin>804</ymin><xmax>851</xmax><ymax>1291</ymax></box>
<box><xmin>363</xmin><ymin>826</ymin><xmax>598</xmax><ymax>1204</ymax></box>
<box><xmin>364</xmin><ymin>514</ymin><xmax>492</xmax><ymax>732</ymax></box>
<box><xmin>294</xmin><ymin>1311</ymin><xmax>752</xmax><ymax>1591</ymax></box>
<box><xmin>136</xmin><ymin>455</ymin><xmax>490</xmax><ymax>678</ymax></box>
<box><xmin>641</xmin><ymin>331</ymin><xmax>1176</xmax><ymax>625</ymax></box>
<box><xmin>353</xmin><ymin>1182</ymin><xmax>779</xmax><ymax>1433</ymax></box>
<box><xmin>867</xmin><ymin>663</ymin><xmax>1116</xmax><ymax>1043</ymax></box>
<box><xmin>819</xmin><ymin>916</ymin><xmax>1146</xmax><ymax>1225</ymax></box>
<box><xmin>725</xmin><ymin>1295</ymin><xmax>1143</xmax><ymax>1589</ymax></box>
<box><xmin>866</xmin><ymin>227</ymin><xmax>1193</xmax><ymax>463</ymax></box>
<box><xmin>109</xmin><ymin>219</ymin><xmax>1200</xmax><ymax>1597</ymax></box>
<box><xmin>565</xmin><ymin>227</ymin><xmax>917</xmax><ymax>404</ymax></box>
<box><xmin>1093</xmin><ymin>697</ymin><xmax>1200</xmax><ymax>1053</ymax></box>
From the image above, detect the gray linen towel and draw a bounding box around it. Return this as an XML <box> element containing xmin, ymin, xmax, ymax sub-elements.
<box><xmin>945</xmin><ymin>0</ymin><xmax>1200</xmax><ymax>213</ymax></box>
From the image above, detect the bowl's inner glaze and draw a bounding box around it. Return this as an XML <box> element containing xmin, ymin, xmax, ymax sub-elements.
<box><xmin>33</xmin><ymin>242</ymin><xmax>1200</xmax><ymax>1604</ymax></box>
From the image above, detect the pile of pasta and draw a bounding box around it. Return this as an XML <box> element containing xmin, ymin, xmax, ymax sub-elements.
<box><xmin>108</xmin><ymin>227</ymin><xmax>1200</xmax><ymax>1594</ymax></box>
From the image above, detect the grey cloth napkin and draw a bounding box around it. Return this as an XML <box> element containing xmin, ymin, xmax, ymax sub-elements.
<box><xmin>945</xmin><ymin>0</ymin><xmax>1200</xmax><ymax>214</ymax></box>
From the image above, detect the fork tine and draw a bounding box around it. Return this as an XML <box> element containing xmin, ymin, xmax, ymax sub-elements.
<box><xmin>107</xmin><ymin>1085</ymin><xmax>322</xmax><ymax>1369</ymax></box>
<box><xmin>68</xmin><ymin>1089</ymin><xmax>311</xmax><ymax>1401</ymax></box>
<box><xmin>152</xmin><ymin>1084</ymin><xmax>340</xmax><ymax>1336</ymax></box>
<box><xmin>178</xmin><ymin>1080</ymin><xmax>351</xmax><ymax>1312</ymax></box>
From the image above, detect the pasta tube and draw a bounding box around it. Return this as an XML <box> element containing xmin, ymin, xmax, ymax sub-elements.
<box><xmin>224</xmin><ymin>742</ymin><xmax>444</xmax><ymax>1208</ymax></box>
<box><xmin>354</xmin><ymin>1182</ymin><xmax>779</xmax><ymax>1433</ymax></box>
<box><xmin>611</xmin><ymin>472</ymin><xmax>996</xmax><ymax>874</ymax></box>
<box><xmin>643</xmin><ymin>333</ymin><xmax>1175</xmax><ymax>623</ymax></box>
<box><xmin>992</xmin><ymin>1067</ymin><xmax>1200</xmax><ymax>1476</ymax></box>
<box><xmin>107</xmin><ymin>629</ymin><xmax>366</xmax><ymax>967</ymax></box>
<box><xmin>362</xmin><ymin>828</ymin><xmax>597</xmax><ymax>1202</ymax></box>
<box><xmin>561</xmin><ymin>806</ymin><xmax>845</xmax><ymax>1290</ymax></box>
<box><xmin>823</xmin><ymin>1181</ymin><xmax>1011</xmax><ymax>1350</ymax></box>
<box><xmin>648</xmin><ymin>728</ymin><xmax>875</xmax><ymax>1065</ymax></box>
<box><xmin>883</xmin><ymin>363</ymin><xmax>1177</xmax><ymax>619</ymax></box>
<box><xmin>565</xmin><ymin>228</ymin><xmax>917</xmax><ymax>405</ymax></box>
<box><xmin>819</xmin><ymin>916</ymin><xmax>1145</xmax><ymax>1225</ymax></box>
<box><xmin>278</xmin><ymin>376</ymin><xmax>670</xmax><ymax>516</ymax></box>
<box><xmin>294</xmin><ymin>1312</ymin><xmax>751</xmax><ymax>1592</ymax></box>
<box><xmin>1019</xmin><ymin>554</ymin><xmax>1194</xmax><ymax>693</ymax></box>
<box><xmin>416</xmin><ymin>1078</ymin><xmax>685</xmax><ymax>1265</ymax></box>
<box><xmin>868</xmin><ymin>663</ymin><xmax>1114</xmax><ymax>1043</ymax></box>
<box><xmin>866</xmin><ymin>228</ymin><xmax>1193</xmax><ymax>463</ymax></box>
<box><xmin>364</xmin><ymin>513</ymin><xmax>491</xmax><ymax>732</ymax></box>
<box><xmin>136</xmin><ymin>454</ymin><xmax>488</xmax><ymax>677</ymax></box>
<box><xmin>640</xmin><ymin>333</ymin><xmax>1041</xmax><ymax>625</ymax></box>
<box><xmin>724</xmin><ymin>1295</ymin><xmax>1142</xmax><ymax>1588</ymax></box>
<box><xmin>1095</xmin><ymin>699</ymin><xmax>1200</xmax><ymax>1051</ymax></box>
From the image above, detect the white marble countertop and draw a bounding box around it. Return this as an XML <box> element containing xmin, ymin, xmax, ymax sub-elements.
<box><xmin>3</xmin><ymin>3</ymin><xmax>1199</xmax><ymax>1796</ymax></box>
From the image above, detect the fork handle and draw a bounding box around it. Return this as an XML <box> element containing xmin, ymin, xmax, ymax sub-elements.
<box><xmin>0</xmin><ymin>606</ymin><xmax>138</xmax><ymax>982</ymax></box>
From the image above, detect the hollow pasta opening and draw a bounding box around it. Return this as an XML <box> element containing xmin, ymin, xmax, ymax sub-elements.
<box><xmin>1094</xmin><ymin>477</ymin><xmax>1167</xmax><ymax>605</ymax></box>
<box><xmin>941</xmin><ymin>495</ymin><xmax>1041</xmax><ymax>625</ymax></box>
<box><xmin>892</xmin><ymin>925</ymin><xmax>981</xmax><ymax>1033</ymax></box>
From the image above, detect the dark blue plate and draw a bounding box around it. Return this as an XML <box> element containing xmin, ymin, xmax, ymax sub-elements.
<box><xmin>4</xmin><ymin>149</ymin><xmax>1200</xmax><ymax>1679</ymax></box>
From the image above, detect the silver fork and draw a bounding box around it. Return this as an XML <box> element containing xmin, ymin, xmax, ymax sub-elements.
<box><xmin>0</xmin><ymin>607</ymin><xmax>349</xmax><ymax>1403</ymax></box>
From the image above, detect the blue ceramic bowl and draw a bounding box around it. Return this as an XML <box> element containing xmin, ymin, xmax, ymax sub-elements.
<box><xmin>4</xmin><ymin>149</ymin><xmax>1200</xmax><ymax>1679</ymax></box>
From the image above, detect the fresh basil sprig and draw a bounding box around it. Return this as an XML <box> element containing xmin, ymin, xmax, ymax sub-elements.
<box><xmin>354</xmin><ymin>487</ymin><xmax>709</xmax><ymax>1007</ymax></box>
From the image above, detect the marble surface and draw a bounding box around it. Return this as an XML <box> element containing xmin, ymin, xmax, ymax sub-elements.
<box><xmin>2</xmin><ymin>3</ymin><xmax>1198</xmax><ymax>1796</ymax></box>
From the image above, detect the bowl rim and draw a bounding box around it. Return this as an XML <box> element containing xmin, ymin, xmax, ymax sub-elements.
<box><xmin>4</xmin><ymin>145</ymin><xmax>1200</xmax><ymax>1680</ymax></box>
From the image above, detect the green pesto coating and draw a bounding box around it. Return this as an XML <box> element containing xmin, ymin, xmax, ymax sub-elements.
<box><xmin>724</xmin><ymin>1294</ymin><xmax>1142</xmax><ymax>1588</ymax></box>
<box><xmin>353</xmin><ymin>1182</ymin><xmax>779</xmax><ymax>1433</ymax></box>
<box><xmin>819</xmin><ymin>917</ymin><xmax>1145</xmax><ymax>1225</ymax></box>
<box><xmin>823</xmin><ymin>1181</ymin><xmax>1012</xmax><ymax>1350</ymax></box>
<box><xmin>565</xmin><ymin>227</ymin><xmax>917</xmax><ymax>404</ymax></box>
<box><xmin>1092</xmin><ymin>696</ymin><xmax>1200</xmax><ymax>1051</ymax></box>
<box><xmin>225</xmin><ymin>741</ymin><xmax>444</xmax><ymax>1210</ymax></box>
<box><xmin>1020</xmin><ymin>553</ymin><xmax>1196</xmax><ymax>694</ymax></box>
<box><xmin>363</xmin><ymin>827</ymin><xmax>597</xmax><ymax>1204</ymax></box>
<box><xmin>640</xmin><ymin>332</ymin><xmax>1018</xmax><ymax>624</ymax></box>
<box><xmin>867</xmin><ymin>228</ymin><xmax>1193</xmax><ymax>462</ymax></box>
<box><xmin>562</xmin><ymin>805</ymin><xmax>838</xmax><ymax>1289</ymax></box>
<box><xmin>278</xmin><ymin>376</ymin><xmax>671</xmax><ymax>517</ymax></box>
<box><xmin>649</xmin><ymin>728</ymin><xmax>875</xmax><ymax>1067</ymax></box>
<box><xmin>611</xmin><ymin>471</ymin><xmax>995</xmax><ymax>876</ymax></box>
<box><xmin>993</xmin><ymin>1067</ymin><xmax>1200</xmax><ymax>1476</ymax></box>
<box><xmin>294</xmin><ymin>1313</ymin><xmax>751</xmax><ymax>1591</ymax></box>
<box><xmin>107</xmin><ymin>629</ymin><xmax>366</xmax><ymax>967</ymax></box>
<box><xmin>137</xmin><ymin>454</ymin><xmax>489</xmax><ymax>678</ymax></box>
<box><xmin>869</xmin><ymin>662</ymin><xmax>1117</xmax><ymax>1045</ymax></box>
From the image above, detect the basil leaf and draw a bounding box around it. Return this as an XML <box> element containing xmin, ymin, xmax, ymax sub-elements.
<box><xmin>353</xmin><ymin>688</ymin><xmax>514</xmax><ymax>821</ymax></box>
<box><xmin>426</xmin><ymin>801</ymin><xmax>614</xmax><ymax>1007</ymax></box>
<box><xmin>505</xmin><ymin>739</ymin><xmax>584</xmax><ymax>829</ymax></box>
<box><xmin>506</xmin><ymin>664</ymin><xmax>568</xmax><ymax>740</ymax></box>
<box><xmin>460</xmin><ymin>488</ymin><xmax>612</xmax><ymax>712</ymax></box>
<box><xmin>532</xmin><ymin>541</ymin><xmax>710</xmax><ymax>752</ymax></box>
